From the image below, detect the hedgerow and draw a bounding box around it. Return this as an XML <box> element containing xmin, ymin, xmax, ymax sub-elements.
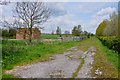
<box><xmin>98</xmin><ymin>36</ymin><xmax>120</xmax><ymax>54</ymax></box>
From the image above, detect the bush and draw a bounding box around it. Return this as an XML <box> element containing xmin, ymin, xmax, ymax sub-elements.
<box><xmin>98</xmin><ymin>36</ymin><xmax>120</xmax><ymax>54</ymax></box>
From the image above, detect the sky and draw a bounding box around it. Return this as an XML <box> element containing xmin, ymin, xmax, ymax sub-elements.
<box><xmin>0</xmin><ymin>0</ymin><xmax>118</xmax><ymax>34</ymax></box>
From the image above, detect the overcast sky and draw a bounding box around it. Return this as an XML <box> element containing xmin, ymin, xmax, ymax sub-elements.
<box><xmin>0</xmin><ymin>0</ymin><xmax>118</xmax><ymax>34</ymax></box>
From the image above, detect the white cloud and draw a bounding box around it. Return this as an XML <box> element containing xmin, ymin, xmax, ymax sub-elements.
<box><xmin>47</xmin><ymin>2</ymin><xmax>67</xmax><ymax>17</ymax></box>
<box><xmin>88</xmin><ymin>15</ymin><xmax>109</xmax><ymax>33</ymax></box>
<box><xmin>97</xmin><ymin>7</ymin><xmax>116</xmax><ymax>16</ymax></box>
<box><xmin>88</xmin><ymin>7</ymin><xmax>115</xmax><ymax>33</ymax></box>
<box><xmin>1</xmin><ymin>2</ymin><xmax>117</xmax><ymax>34</ymax></box>
<box><xmin>42</xmin><ymin>13</ymin><xmax>83</xmax><ymax>33</ymax></box>
<box><xmin>0</xmin><ymin>5</ymin><xmax>5</xmax><ymax>18</ymax></box>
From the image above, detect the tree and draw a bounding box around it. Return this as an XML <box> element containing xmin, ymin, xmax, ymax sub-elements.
<box><xmin>0</xmin><ymin>0</ymin><xmax>10</xmax><ymax>5</ymax></box>
<box><xmin>72</xmin><ymin>25</ymin><xmax>82</xmax><ymax>36</ymax></box>
<box><xmin>15</xmin><ymin>2</ymin><xmax>50</xmax><ymax>43</ymax></box>
<box><xmin>83</xmin><ymin>31</ymin><xmax>88</xmax><ymax>35</ymax></box>
<box><xmin>51</xmin><ymin>30</ymin><xmax>54</xmax><ymax>35</ymax></box>
<box><xmin>78</xmin><ymin>25</ymin><xmax>82</xmax><ymax>34</ymax></box>
<box><xmin>96</xmin><ymin>20</ymin><xmax>107</xmax><ymax>36</ymax></box>
<box><xmin>64</xmin><ymin>30</ymin><xmax>70</xmax><ymax>37</ymax></box>
<box><xmin>56</xmin><ymin>26</ymin><xmax>61</xmax><ymax>35</ymax></box>
<box><xmin>108</xmin><ymin>12</ymin><xmax>118</xmax><ymax>36</ymax></box>
<box><xmin>72</xmin><ymin>26</ymin><xmax>77</xmax><ymax>36</ymax></box>
<box><xmin>118</xmin><ymin>3</ymin><xmax>120</xmax><ymax>37</ymax></box>
<box><xmin>9</xmin><ymin>28</ymin><xmax>16</xmax><ymax>38</ymax></box>
<box><xmin>2</xmin><ymin>29</ymin><xmax>9</xmax><ymax>38</ymax></box>
<box><xmin>97</xmin><ymin>12</ymin><xmax>119</xmax><ymax>37</ymax></box>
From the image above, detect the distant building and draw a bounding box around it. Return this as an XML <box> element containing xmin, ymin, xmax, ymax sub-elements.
<box><xmin>16</xmin><ymin>28</ymin><xmax>40</xmax><ymax>40</ymax></box>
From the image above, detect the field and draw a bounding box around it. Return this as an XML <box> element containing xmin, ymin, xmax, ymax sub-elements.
<box><xmin>2</xmin><ymin>38</ymin><xmax>81</xmax><ymax>78</ymax></box>
<box><xmin>41</xmin><ymin>34</ymin><xmax>72</xmax><ymax>39</ymax></box>
<box><xmin>41</xmin><ymin>34</ymin><xmax>60</xmax><ymax>39</ymax></box>
<box><xmin>2</xmin><ymin>35</ymin><xmax>119</xmax><ymax>78</ymax></box>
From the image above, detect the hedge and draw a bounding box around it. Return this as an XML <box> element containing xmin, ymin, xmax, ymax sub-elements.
<box><xmin>98</xmin><ymin>36</ymin><xmax>120</xmax><ymax>54</ymax></box>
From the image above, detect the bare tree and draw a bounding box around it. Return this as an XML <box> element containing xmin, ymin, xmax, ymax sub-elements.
<box><xmin>0</xmin><ymin>0</ymin><xmax>10</xmax><ymax>5</ymax></box>
<box><xmin>15</xmin><ymin>2</ymin><xmax>50</xmax><ymax>43</ymax></box>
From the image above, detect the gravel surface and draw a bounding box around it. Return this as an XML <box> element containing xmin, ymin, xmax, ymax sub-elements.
<box><xmin>10</xmin><ymin>47</ymin><xmax>83</xmax><ymax>78</ymax></box>
<box><xmin>5</xmin><ymin>46</ymin><xmax>96</xmax><ymax>78</ymax></box>
<box><xmin>77</xmin><ymin>46</ymin><xmax>96</xmax><ymax>78</ymax></box>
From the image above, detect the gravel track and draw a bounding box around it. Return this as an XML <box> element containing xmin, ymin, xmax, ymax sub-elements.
<box><xmin>5</xmin><ymin>46</ymin><xmax>96</xmax><ymax>78</ymax></box>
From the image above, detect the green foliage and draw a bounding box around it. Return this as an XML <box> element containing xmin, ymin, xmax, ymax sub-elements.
<box><xmin>87</xmin><ymin>33</ymin><xmax>91</xmax><ymax>38</ymax></box>
<box><xmin>72</xmin><ymin>58</ymin><xmax>84</xmax><ymax>78</ymax></box>
<box><xmin>9</xmin><ymin>29</ymin><xmax>16</xmax><ymax>38</ymax></box>
<box><xmin>104</xmin><ymin>12</ymin><xmax>118</xmax><ymax>36</ymax></box>
<box><xmin>2</xmin><ymin>29</ymin><xmax>16</xmax><ymax>39</ymax></box>
<box><xmin>118</xmin><ymin>11</ymin><xmax>120</xmax><ymax>37</ymax></box>
<box><xmin>96</xmin><ymin>12</ymin><xmax>119</xmax><ymax>37</ymax></box>
<box><xmin>2</xmin><ymin>40</ymin><xmax>80</xmax><ymax>70</ymax></box>
<box><xmin>78</xmin><ymin>37</ymin><xmax>119</xmax><ymax>77</ymax></box>
<box><xmin>64</xmin><ymin>31</ymin><xmax>70</xmax><ymax>37</ymax></box>
<box><xmin>41</xmin><ymin>34</ymin><xmax>59</xmax><ymax>39</ymax></box>
<box><xmin>98</xmin><ymin>36</ymin><xmax>120</xmax><ymax>54</ymax></box>
<box><xmin>2</xmin><ymin>29</ymin><xmax>9</xmax><ymax>38</ymax></box>
<box><xmin>96</xmin><ymin>20</ymin><xmax>107</xmax><ymax>36</ymax></box>
<box><xmin>56</xmin><ymin>26</ymin><xmax>61</xmax><ymax>35</ymax></box>
<box><xmin>2</xmin><ymin>74</ymin><xmax>16</xmax><ymax>78</ymax></box>
<box><xmin>72</xmin><ymin>25</ymin><xmax>82</xmax><ymax>36</ymax></box>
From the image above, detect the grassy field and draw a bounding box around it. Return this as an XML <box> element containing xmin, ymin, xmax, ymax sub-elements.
<box><xmin>78</xmin><ymin>37</ymin><xmax>119</xmax><ymax>78</ymax></box>
<box><xmin>41</xmin><ymin>34</ymin><xmax>59</xmax><ymax>39</ymax></box>
<box><xmin>2</xmin><ymin>36</ymin><xmax>119</xmax><ymax>78</ymax></box>
<box><xmin>2</xmin><ymin>39</ymin><xmax>80</xmax><ymax>78</ymax></box>
<box><xmin>41</xmin><ymin>34</ymin><xmax>72</xmax><ymax>39</ymax></box>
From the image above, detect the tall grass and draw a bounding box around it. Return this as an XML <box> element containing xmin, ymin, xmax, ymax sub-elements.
<box><xmin>2</xmin><ymin>40</ymin><xmax>80</xmax><ymax>70</ymax></box>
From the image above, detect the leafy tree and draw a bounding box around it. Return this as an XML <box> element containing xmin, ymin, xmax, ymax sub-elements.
<box><xmin>2</xmin><ymin>29</ymin><xmax>9</xmax><ymax>38</ymax></box>
<box><xmin>96</xmin><ymin>20</ymin><xmax>107</xmax><ymax>36</ymax></box>
<box><xmin>97</xmin><ymin>12</ymin><xmax>119</xmax><ymax>37</ymax></box>
<box><xmin>9</xmin><ymin>28</ymin><xmax>16</xmax><ymax>38</ymax></box>
<box><xmin>87</xmin><ymin>33</ymin><xmax>90</xmax><ymax>38</ymax></box>
<box><xmin>83</xmin><ymin>31</ymin><xmax>88</xmax><ymax>35</ymax></box>
<box><xmin>104</xmin><ymin>17</ymin><xmax>118</xmax><ymax>36</ymax></box>
<box><xmin>2</xmin><ymin>28</ymin><xmax>16</xmax><ymax>38</ymax></box>
<box><xmin>64</xmin><ymin>30</ymin><xmax>70</xmax><ymax>37</ymax></box>
<box><xmin>56</xmin><ymin>26</ymin><xmax>61</xmax><ymax>35</ymax></box>
<box><xmin>72</xmin><ymin>25</ymin><xmax>82</xmax><ymax>36</ymax></box>
<box><xmin>78</xmin><ymin>25</ymin><xmax>82</xmax><ymax>34</ymax></box>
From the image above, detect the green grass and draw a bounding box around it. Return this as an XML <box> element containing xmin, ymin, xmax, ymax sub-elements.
<box><xmin>78</xmin><ymin>37</ymin><xmax>119</xmax><ymax>78</ymax></box>
<box><xmin>72</xmin><ymin>58</ymin><xmax>84</xmax><ymax>78</ymax></box>
<box><xmin>2</xmin><ymin>36</ymin><xmax>119</xmax><ymax>78</ymax></box>
<box><xmin>2</xmin><ymin>40</ymin><xmax>81</xmax><ymax>78</ymax></box>
<box><xmin>41</xmin><ymin>34</ymin><xmax>59</xmax><ymax>39</ymax></box>
<box><xmin>2</xmin><ymin>74</ymin><xmax>16</xmax><ymax>78</ymax></box>
<box><xmin>41</xmin><ymin>34</ymin><xmax>72</xmax><ymax>39</ymax></box>
<box><xmin>2</xmin><ymin>39</ymin><xmax>80</xmax><ymax>70</ymax></box>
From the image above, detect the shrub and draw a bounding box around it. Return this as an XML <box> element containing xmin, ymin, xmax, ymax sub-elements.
<box><xmin>98</xmin><ymin>36</ymin><xmax>120</xmax><ymax>54</ymax></box>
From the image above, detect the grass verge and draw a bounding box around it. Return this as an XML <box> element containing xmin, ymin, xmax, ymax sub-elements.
<box><xmin>78</xmin><ymin>37</ymin><xmax>119</xmax><ymax>78</ymax></box>
<box><xmin>72</xmin><ymin>58</ymin><xmax>84</xmax><ymax>78</ymax></box>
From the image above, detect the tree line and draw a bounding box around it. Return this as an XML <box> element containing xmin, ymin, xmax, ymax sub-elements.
<box><xmin>54</xmin><ymin>25</ymin><xmax>93</xmax><ymax>38</ymax></box>
<box><xmin>1</xmin><ymin>28</ymin><xmax>16</xmax><ymax>39</ymax></box>
<box><xmin>96</xmin><ymin>12</ymin><xmax>119</xmax><ymax>37</ymax></box>
<box><xmin>96</xmin><ymin>12</ymin><xmax>120</xmax><ymax>54</ymax></box>
<box><xmin>1</xmin><ymin>24</ymin><xmax>93</xmax><ymax>39</ymax></box>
